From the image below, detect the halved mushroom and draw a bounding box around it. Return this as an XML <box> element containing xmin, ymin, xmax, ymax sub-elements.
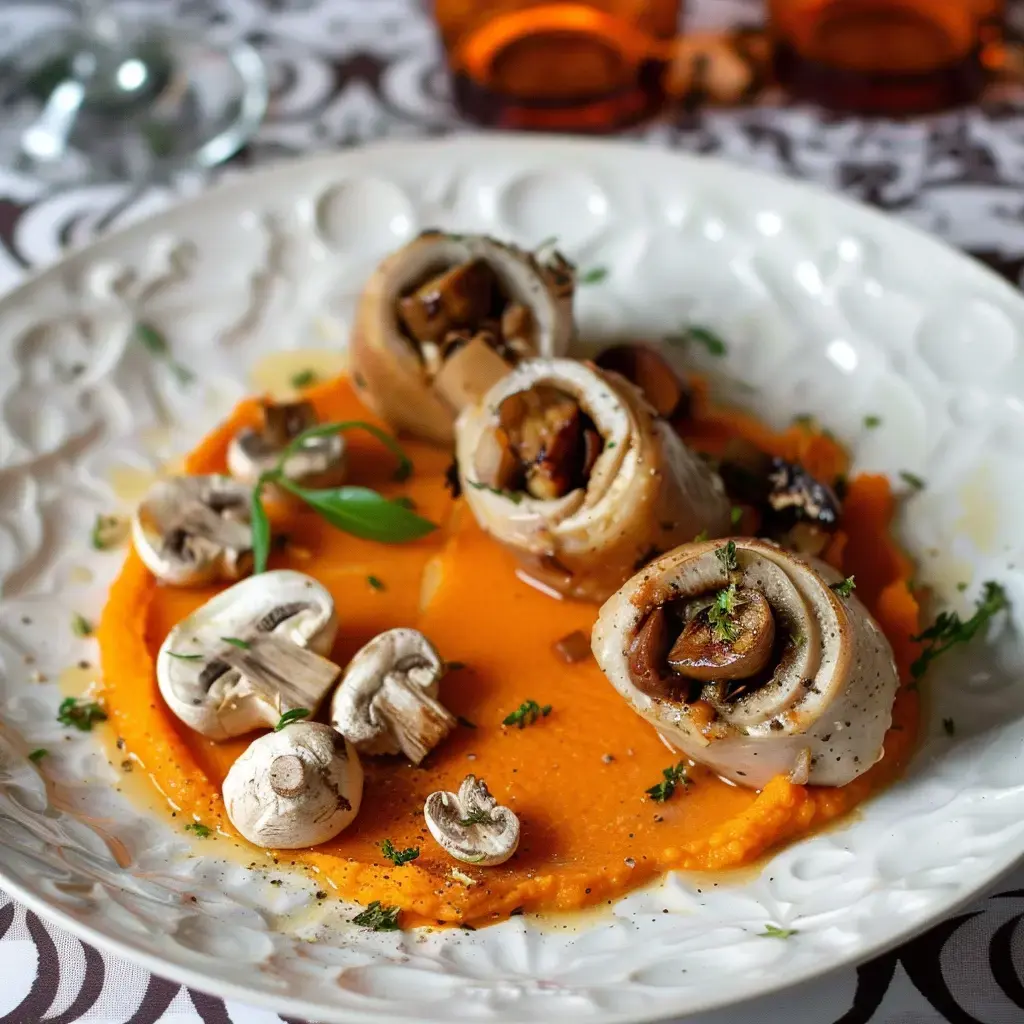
<box><xmin>351</xmin><ymin>232</ymin><xmax>576</xmax><ymax>445</ymax></box>
<box><xmin>424</xmin><ymin>774</ymin><xmax>520</xmax><ymax>866</ymax></box>
<box><xmin>227</xmin><ymin>400</ymin><xmax>347</xmax><ymax>489</ymax></box>
<box><xmin>223</xmin><ymin>722</ymin><xmax>363</xmax><ymax>849</ymax></box>
<box><xmin>157</xmin><ymin>570</ymin><xmax>340</xmax><ymax>740</ymax></box>
<box><xmin>132</xmin><ymin>475</ymin><xmax>253</xmax><ymax>587</ymax></box>
<box><xmin>330</xmin><ymin>627</ymin><xmax>455</xmax><ymax>765</ymax></box>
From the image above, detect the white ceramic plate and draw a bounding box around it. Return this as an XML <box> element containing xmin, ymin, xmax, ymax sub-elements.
<box><xmin>1</xmin><ymin>136</ymin><xmax>1023</xmax><ymax>1024</ymax></box>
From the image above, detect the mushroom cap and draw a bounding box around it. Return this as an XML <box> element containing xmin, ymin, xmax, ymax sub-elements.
<box><xmin>350</xmin><ymin>232</ymin><xmax>576</xmax><ymax>446</ymax></box>
<box><xmin>223</xmin><ymin>722</ymin><xmax>363</xmax><ymax>849</ymax></box>
<box><xmin>132</xmin><ymin>474</ymin><xmax>253</xmax><ymax>587</ymax></box>
<box><xmin>157</xmin><ymin>570</ymin><xmax>340</xmax><ymax>740</ymax></box>
<box><xmin>591</xmin><ymin>537</ymin><xmax>899</xmax><ymax>788</ymax></box>
<box><xmin>330</xmin><ymin>627</ymin><xmax>455</xmax><ymax>764</ymax></box>
<box><xmin>424</xmin><ymin>774</ymin><xmax>520</xmax><ymax>866</ymax></box>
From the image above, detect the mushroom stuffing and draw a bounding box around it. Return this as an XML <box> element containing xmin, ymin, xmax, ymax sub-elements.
<box><xmin>94</xmin><ymin>232</ymin><xmax>1002</xmax><ymax>928</ymax></box>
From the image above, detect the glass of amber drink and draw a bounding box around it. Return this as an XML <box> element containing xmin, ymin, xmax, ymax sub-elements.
<box><xmin>769</xmin><ymin>0</ymin><xmax>1005</xmax><ymax>114</ymax></box>
<box><xmin>432</xmin><ymin>0</ymin><xmax>683</xmax><ymax>132</ymax></box>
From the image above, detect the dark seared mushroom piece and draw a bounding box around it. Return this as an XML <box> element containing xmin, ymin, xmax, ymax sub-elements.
<box><xmin>594</xmin><ymin>344</ymin><xmax>691</xmax><ymax>420</ymax></box>
<box><xmin>397</xmin><ymin>259</ymin><xmax>498</xmax><ymax>345</ymax></box>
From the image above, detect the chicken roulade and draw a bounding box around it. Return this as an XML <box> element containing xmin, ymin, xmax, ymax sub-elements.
<box><xmin>455</xmin><ymin>358</ymin><xmax>730</xmax><ymax>602</ymax></box>
<box><xmin>591</xmin><ymin>537</ymin><xmax>900</xmax><ymax>788</ymax></box>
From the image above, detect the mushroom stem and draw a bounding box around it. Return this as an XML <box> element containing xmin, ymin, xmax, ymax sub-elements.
<box><xmin>269</xmin><ymin>754</ymin><xmax>307</xmax><ymax>798</ymax></box>
<box><xmin>221</xmin><ymin>636</ymin><xmax>341</xmax><ymax>712</ymax></box>
<box><xmin>377</xmin><ymin>672</ymin><xmax>457</xmax><ymax>765</ymax></box>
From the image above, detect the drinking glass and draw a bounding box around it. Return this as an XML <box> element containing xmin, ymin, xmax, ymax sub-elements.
<box><xmin>769</xmin><ymin>0</ymin><xmax>1005</xmax><ymax>114</ymax></box>
<box><xmin>0</xmin><ymin>1</ymin><xmax>267</xmax><ymax>184</ymax></box>
<box><xmin>432</xmin><ymin>0</ymin><xmax>684</xmax><ymax>132</ymax></box>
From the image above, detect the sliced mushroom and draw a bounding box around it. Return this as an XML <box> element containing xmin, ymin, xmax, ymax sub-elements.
<box><xmin>132</xmin><ymin>475</ymin><xmax>253</xmax><ymax>587</ymax></box>
<box><xmin>424</xmin><ymin>774</ymin><xmax>520</xmax><ymax>866</ymax></box>
<box><xmin>223</xmin><ymin>722</ymin><xmax>363</xmax><ymax>849</ymax></box>
<box><xmin>351</xmin><ymin>232</ymin><xmax>576</xmax><ymax>445</ymax></box>
<box><xmin>227</xmin><ymin>400</ymin><xmax>347</xmax><ymax>489</ymax></box>
<box><xmin>157</xmin><ymin>570</ymin><xmax>340</xmax><ymax>740</ymax></box>
<box><xmin>330</xmin><ymin>628</ymin><xmax>455</xmax><ymax>765</ymax></box>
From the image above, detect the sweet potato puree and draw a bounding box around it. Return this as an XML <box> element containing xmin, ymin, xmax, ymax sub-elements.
<box><xmin>97</xmin><ymin>374</ymin><xmax>921</xmax><ymax>926</ymax></box>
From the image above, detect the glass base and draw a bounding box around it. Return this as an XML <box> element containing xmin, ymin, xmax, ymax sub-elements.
<box><xmin>0</xmin><ymin>23</ymin><xmax>267</xmax><ymax>184</ymax></box>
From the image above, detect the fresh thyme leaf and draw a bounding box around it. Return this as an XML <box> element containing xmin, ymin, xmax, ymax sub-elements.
<box><xmin>57</xmin><ymin>697</ymin><xmax>107</xmax><ymax>732</ymax></box>
<box><xmin>276</xmin><ymin>482</ymin><xmax>438</xmax><ymax>544</ymax></box>
<box><xmin>275</xmin><ymin>708</ymin><xmax>311</xmax><ymax>731</ymax></box>
<box><xmin>900</xmin><ymin>470</ymin><xmax>926</xmax><ymax>491</ymax></box>
<box><xmin>456</xmin><ymin>715</ymin><xmax>477</xmax><ymax>729</ymax></box>
<box><xmin>760</xmin><ymin>924</ymin><xmax>797</xmax><ymax>939</ymax></box>
<box><xmin>715</xmin><ymin>540</ymin><xmax>738</xmax><ymax>572</ymax></box>
<box><xmin>135</xmin><ymin>322</ymin><xmax>193</xmax><ymax>385</ymax></box>
<box><xmin>168</xmin><ymin>651</ymin><xmax>204</xmax><ymax>661</ymax></box>
<box><xmin>459</xmin><ymin>808</ymin><xmax>493</xmax><ymax>827</ymax></box>
<box><xmin>184</xmin><ymin>823</ymin><xmax>211</xmax><ymax>838</ymax></box>
<box><xmin>864</xmin><ymin>415</ymin><xmax>882</xmax><ymax>428</ymax></box>
<box><xmin>290</xmin><ymin>369</ymin><xmax>319</xmax><ymax>389</ymax></box>
<box><xmin>693</xmin><ymin>529</ymin><xmax>709</xmax><ymax>543</ymax></box>
<box><xmin>352</xmin><ymin>900</ymin><xmax>400</xmax><ymax>931</ymax></box>
<box><xmin>503</xmin><ymin>700</ymin><xmax>552</xmax><ymax>729</ymax></box>
<box><xmin>667</xmin><ymin>325</ymin><xmax>728</xmax><ymax>357</ymax></box>
<box><xmin>367</xmin><ymin>575</ymin><xmax>385</xmax><ymax>591</ymax></box>
<box><xmin>645</xmin><ymin>762</ymin><xmax>690</xmax><ymax>802</ymax></box>
<box><xmin>468</xmin><ymin>479</ymin><xmax>523</xmax><ymax>505</ymax></box>
<box><xmin>250</xmin><ymin>475</ymin><xmax>273</xmax><ymax>575</ymax></box>
<box><xmin>28</xmin><ymin>748</ymin><xmax>48</xmax><ymax>763</ymax></box>
<box><xmin>71</xmin><ymin>613</ymin><xmax>93</xmax><ymax>637</ymax></box>
<box><xmin>707</xmin><ymin>584</ymin><xmax>740</xmax><ymax>643</ymax></box>
<box><xmin>380</xmin><ymin>839</ymin><xmax>420</xmax><ymax>866</ymax></box>
<box><xmin>534</xmin><ymin>234</ymin><xmax>559</xmax><ymax>251</ymax></box>
<box><xmin>277</xmin><ymin>421</ymin><xmax>413</xmax><ymax>482</ymax></box>
<box><xmin>942</xmin><ymin>717</ymin><xmax>956</xmax><ymax>736</ymax></box>
<box><xmin>730</xmin><ymin>506</ymin><xmax>743</xmax><ymax>526</ymax></box>
<box><xmin>579</xmin><ymin>266</ymin><xmax>608</xmax><ymax>285</ymax></box>
<box><xmin>911</xmin><ymin>581</ymin><xmax>1009</xmax><ymax>680</ymax></box>
<box><xmin>220</xmin><ymin>636</ymin><xmax>251</xmax><ymax>650</ymax></box>
<box><xmin>90</xmin><ymin>513</ymin><xmax>126</xmax><ymax>550</ymax></box>
<box><xmin>830</xmin><ymin>576</ymin><xmax>856</xmax><ymax>598</ymax></box>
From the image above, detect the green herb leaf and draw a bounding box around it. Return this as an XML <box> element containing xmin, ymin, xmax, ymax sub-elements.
<box><xmin>277</xmin><ymin>421</ymin><xmax>413</xmax><ymax>482</ymax></box>
<box><xmin>275</xmin><ymin>708</ymin><xmax>311</xmax><ymax>731</ymax></box>
<box><xmin>911</xmin><ymin>581</ymin><xmax>1009</xmax><ymax>680</ymax></box>
<box><xmin>380</xmin><ymin>839</ymin><xmax>420</xmax><ymax>866</ymax></box>
<box><xmin>459</xmin><ymin>808</ymin><xmax>493</xmax><ymax>827</ymax></box>
<box><xmin>250</xmin><ymin>476</ymin><xmax>273</xmax><ymax>575</ymax></box>
<box><xmin>277</xmin><ymin>482</ymin><xmax>437</xmax><ymax>544</ymax></box>
<box><xmin>168</xmin><ymin>651</ymin><xmax>204</xmax><ymax>661</ymax></box>
<box><xmin>579</xmin><ymin>266</ymin><xmax>608</xmax><ymax>285</ymax></box>
<box><xmin>90</xmin><ymin>513</ymin><xmax>126</xmax><ymax>550</ymax></box>
<box><xmin>645</xmin><ymin>762</ymin><xmax>690</xmax><ymax>802</ymax></box>
<box><xmin>730</xmin><ymin>506</ymin><xmax>743</xmax><ymax>526</ymax></box>
<box><xmin>668</xmin><ymin>325</ymin><xmax>728</xmax><ymax>357</ymax></box>
<box><xmin>28</xmin><ymin>748</ymin><xmax>48</xmax><ymax>763</ymax></box>
<box><xmin>942</xmin><ymin>717</ymin><xmax>956</xmax><ymax>736</ymax></box>
<box><xmin>503</xmin><ymin>700</ymin><xmax>552</xmax><ymax>729</ymax></box>
<box><xmin>393</xmin><ymin>496</ymin><xmax>416</xmax><ymax>509</ymax></box>
<box><xmin>184</xmin><ymin>823</ymin><xmax>211</xmax><ymax>838</ymax></box>
<box><xmin>468</xmin><ymin>479</ymin><xmax>523</xmax><ymax>504</ymax></box>
<box><xmin>534</xmin><ymin>234</ymin><xmax>559</xmax><ymax>251</ymax></box>
<box><xmin>290</xmin><ymin>369</ymin><xmax>319</xmax><ymax>389</ymax></box>
<box><xmin>57</xmin><ymin>697</ymin><xmax>107</xmax><ymax>732</ymax></box>
<box><xmin>864</xmin><ymin>415</ymin><xmax>882</xmax><ymax>429</ymax></box>
<box><xmin>352</xmin><ymin>900</ymin><xmax>400</xmax><ymax>931</ymax></box>
<box><xmin>900</xmin><ymin>470</ymin><xmax>926</xmax><ymax>491</ymax></box>
<box><xmin>135</xmin><ymin>322</ymin><xmax>193</xmax><ymax>385</ymax></box>
<box><xmin>693</xmin><ymin>529</ymin><xmax>709</xmax><ymax>543</ymax></box>
<box><xmin>715</xmin><ymin>540</ymin><xmax>738</xmax><ymax>573</ymax></box>
<box><xmin>707</xmin><ymin>584</ymin><xmax>740</xmax><ymax>643</ymax></box>
<box><xmin>220</xmin><ymin>636</ymin><xmax>251</xmax><ymax>650</ymax></box>
<box><xmin>367</xmin><ymin>575</ymin><xmax>385</xmax><ymax>591</ymax></box>
<box><xmin>830</xmin><ymin>576</ymin><xmax>856</xmax><ymax>598</ymax></box>
<box><xmin>71</xmin><ymin>613</ymin><xmax>93</xmax><ymax>637</ymax></box>
<box><xmin>760</xmin><ymin>924</ymin><xmax>798</xmax><ymax>939</ymax></box>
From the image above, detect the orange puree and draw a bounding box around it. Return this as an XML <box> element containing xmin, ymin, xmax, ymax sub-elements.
<box><xmin>97</xmin><ymin>375</ymin><xmax>921</xmax><ymax>926</ymax></box>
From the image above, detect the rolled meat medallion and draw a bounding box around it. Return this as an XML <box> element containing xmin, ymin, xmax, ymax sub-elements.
<box><xmin>455</xmin><ymin>358</ymin><xmax>731</xmax><ymax>602</ymax></box>
<box><xmin>591</xmin><ymin>537</ymin><xmax>900</xmax><ymax>788</ymax></box>
<box><xmin>351</xmin><ymin>231</ymin><xmax>576</xmax><ymax>445</ymax></box>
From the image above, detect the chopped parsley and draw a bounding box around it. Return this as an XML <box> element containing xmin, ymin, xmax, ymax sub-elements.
<box><xmin>645</xmin><ymin>762</ymin><xmax>690</xmax><ymax>802</ymax></box>
<box><xmin>668</xmin><ymin>325</ymin><xmax>727</xmax><ymax>357</ymax></box>
<box><xmin>459</xmin><ymin>808</ymin><xmax>493</xmax><ymax>827</ymax></box>
<box><xmin>28</xmin><ymin>748</ymin><xmax>48</xmax><ymax>763</ymax></box>
<box><xmin>693</xmin><ymin>529</ymin><xmax>709</xmax><ymax>543</ymax></box>
<box><xmin>352</xmin><ymin>900</ymin><xmax>400</xmax><ymax>931</ymax></box>
<box><xmin>900</xmin><ymin>470</ymin><xmax>926</xmax><ymax>491</ymax></box>
<box><xmin>579</xmin><ymin>266</ymin><xmax>609</xmax><ymax>285</ymax></box>
<box><xmin>503</xmin><ymin>700</ymin><xmax>552</xmax><ymax>729</ymax></box>
<box><xmin>730</xmin><ymin>506</ymin><xmax>743</xmax><ymax>526</ymax></box>
<box><xmin>707</xmin><ymin>584</ymin><xmax>740</xmax><ymax>643</ymax></box>
<box><xmin>380</xmin><ymin>839</ymin><xmax>420</xmax><ymax>866</ymax></box>
<box><xmin>71</xmin><ymin>613</ymin><xmax>93</xmax><ymax>637</ymax></box>
<box><xmin>290</xmin><ymin>369</ymin><xmax>319</xmax><ymax>389</ymax></box>
<box><xmin>864</xmin><ymin>415</ymin><xmax>882</xmax><ymax>429</ymax></box>
<box><xmin>942</xmin><ymin>717</ymin><xmax>956</xmax><ymax>736</ymax></box>
<box><xmin>135</xmin><ymin>321</ymin><xmax>193</xmax><ymax>385</ymax></box>
<box><xmin>184</xmin><ymin>823</ymin><xmax>211</xmax><ymax>838</ymax></box>
<box><xmin>57</xmin><ymin>697</ymin><xmax>107</xmax><ymax>732</ymax></box>
<box><xmin>168</xmin><ymin>651</ymin><xmax>204</xmax><ymax>661</ymax></box>
<box><xmin>367</xmin><ymin>575</ymin><xmax>385</xmax><ymax>591</ymax></box>
<box><xmin>90</xmin><ymin>513</ymin><xmax>126</xmax><ymax>550</ymax></box>
<box><xmin>468</xmin><ymin>480</ymin><xmax>522</xmax><ymax>504</ymax></box>
<box><xmin>760</xmin><ymin>924</ymin><xmax>798</xmax><ymax>939</ymax></box>
<box><xmin>715</xmin><ymin>540</ymin><xmax>738</xmax><ymax>573</ymax></box>
<box><xmin>911</xmin><ymin>581</ymin><xmax>1009</xmax><ymax>680</ymax></box>
<box><xmin>220</xmin><ymin>636</ymin><xmax>251</xmax><ymax>650</ymax></box>
<box><xmin>274</xmin><ymin>708</ymin><xmax>311</xmax><ymax>731</ymax></box>
<box><xmin>830</xmin><ymin>576</ymin><xmax>856</xmax><ymax>598</ymax></box>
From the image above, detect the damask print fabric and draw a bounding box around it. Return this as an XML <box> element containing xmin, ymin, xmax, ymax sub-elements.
<box><xmin>0</xmin><ymin>1</ymin><xmax>1023</xmax><ymax>1022</ymax></box>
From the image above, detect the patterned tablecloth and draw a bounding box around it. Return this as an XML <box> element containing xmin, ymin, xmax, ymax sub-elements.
<box><xmin>2</xmin><ymin>1</ymin><xmax>1024</xmax><ymax>1022</ymax></box>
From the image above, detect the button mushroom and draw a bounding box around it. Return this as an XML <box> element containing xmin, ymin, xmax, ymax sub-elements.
<box><xmin>223</xmin><ymin>722</ymin><xmax>363</xmax><ymax>849</ymax></box>
<box><xmin>330</xmin><ymin>628</ymin><xmax>456</xmax><ymax>765</ymax></box>
<box><xmin>351</xmin><ymin>232</ymin><xmax>576</xmax><ymax>445</ymax></box>
<box><xmin>157</xmin><ymin>570</ymin><xmax>341</xmax><ymax>740</ymax></box>
<box><xmin>227</xmin><ymin>400</ymin><xmax>347</xmax><ymax>489</ymax></box>
<box><xmin>132</xmin><ymin>475</ymin><xmax>253</xmax><ymax>587</ymax></box>
<box><xmin>423</xmin><ymin>774</ymin><xmax>520</xmax><ymax>866</ymax></box>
